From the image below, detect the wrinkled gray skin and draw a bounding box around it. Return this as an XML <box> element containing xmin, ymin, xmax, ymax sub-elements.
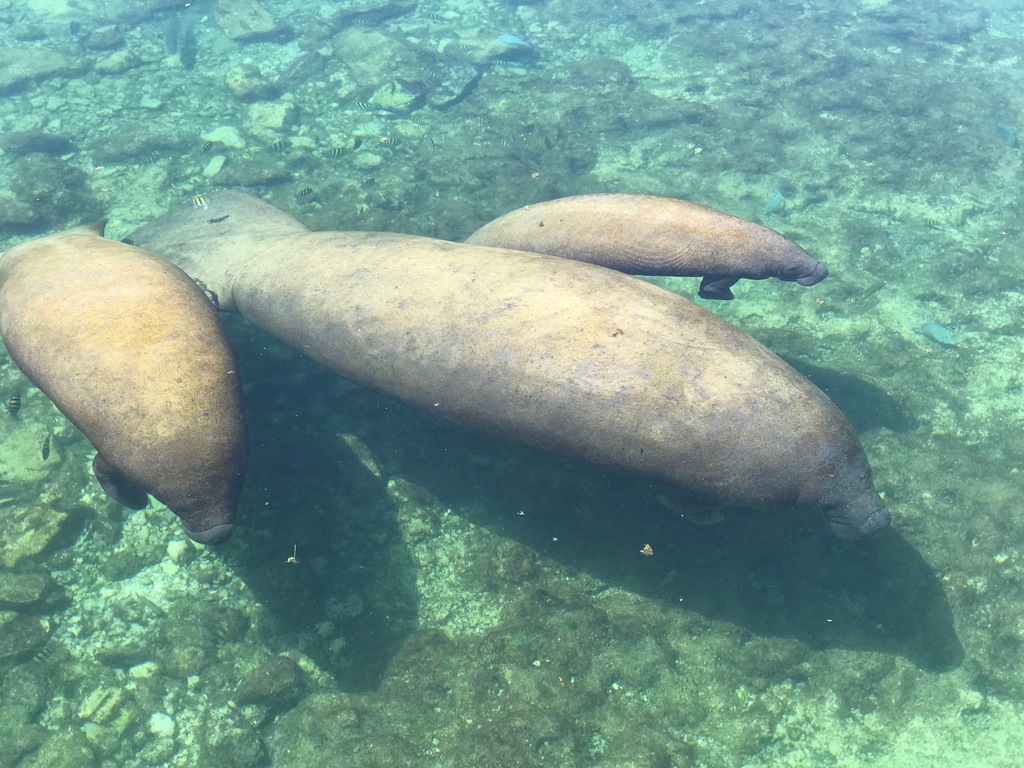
<box><xmin>0</xmin><ymin>224</ymin><xmax>247</xmax><ymax>544</ymax></box>
<box><xmin>128</xmin><ymin>191</ymin><xmax>888</xmax><ymax>538</ymax></box>
<box><xmin>466</xmin><ymin>193</ymin><xmax>829</xmax><ymax>300</ymax></box>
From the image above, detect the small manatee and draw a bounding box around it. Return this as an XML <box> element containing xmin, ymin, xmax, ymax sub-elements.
<box><xmin>466</xmin><ymin>193</ymin><xmax>828</xmax><ymax>300</ymax></box>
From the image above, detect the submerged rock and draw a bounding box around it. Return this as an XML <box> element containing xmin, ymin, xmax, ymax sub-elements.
<box><xmin>7</xmin><ymin>154</ymin><xmax>101</xmax><ymax>234</ymax></box>
<box><xmin>0</xmin><ymin>46</ymin><xmax>85</xmax><ymax>94</ymax></box>
<box><xmin>234</xmin><ymin>654</ymin><xmax>308</xmax><ymax>714</ymax></box>
<box><xmin>19</xmin><ymin>728</ymin><xmax>94</xmax><ymax>768</ymax></box>
<box><xmin>215</xmin><ymin>0</ymin><xmax>292</xmax><ymax>42</ymax></box>
<box><xmin>327</xmin><ymin>0</ymin><xmax>415</xmax><ymax>28</ymax></box>
<box><xmin>0</xmin><ymin>131</ymin><xmax>75</xmax><ymax>157</ymax></box>
<box><xmin>368</xmin><ymin>80</ymin><xmax>424</xmax><ymax>114</ymax></box>
<box><xmin>83</xmin><ymin>25</ymin><xmax>124</xmax><ymax>52</ymax></box>
<box><xmin>270</xmin><ymin>693</ymin><xmax>361</xmax><ymax>766</ymax></box>
<box><xmin>0</xmin><ymin>504</ymin><xmax>70</xmax><ymax>569</ymax></box>
<box><xmin>199</xmin><ymin>705</ymin><xmax>266</xmax><ymax>768</ymax></box>
<box><xmin>425</xmin><ymin>63</ymin><xmax>481</xmax><ymax>108</ymax></box>
<box><xmin>0</xmin><ymin>569</ymin><xmax>58</xmax><ymax>608</ymax></box>
<box><xmin>0</xmin><ymin>611</ymin><xmax>48</xmax><ymax>663</ymax></box>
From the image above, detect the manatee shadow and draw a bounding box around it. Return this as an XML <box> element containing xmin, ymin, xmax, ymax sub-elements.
<box><xmin>747</xmin><ymin>328</ymin><xmax>917</xmax><ymax>434</ymax></box>
<box><xmin>214</xmin><ymin>322</ymin><xmax>420</xmax><ymax>693</ymax></box>
<box><xmin>782</xmin><ymin>356</ymin><xmax>918</xmax><ymax>435</ymax></box>
<box><xmin>216</xmin><ymin>321</ymin><xmax>959</xmax><ymax>685</ymax></box>
<box><xmin>352</xmin><ymin>398</ymin><xmax>960</xmax><ymax>675</ymax></box>
<box><xmin>410</xmin><ymin>442</ymin><xmax>962</xmax><ymax>673</ymax></box>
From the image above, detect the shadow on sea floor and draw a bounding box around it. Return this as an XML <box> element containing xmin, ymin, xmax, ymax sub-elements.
<box><xmin>407</xmin><ymin>455</ymin><xmax>964</xmax><ymax>675</ymax></box>
<box><xmin>218</xmin><ymin>323</ymin><xmax>961</xmax><ymax>687</ymax></box>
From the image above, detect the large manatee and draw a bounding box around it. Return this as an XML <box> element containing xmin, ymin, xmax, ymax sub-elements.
<box><xmin>127</xmin><ymin>191</ymin><xmax>888</xmax><ymax>538</ymax></box>
<box><xmin>0</xmin><ymin>223</ymin><xmax>247</xmax><ymax>544</ymax></box>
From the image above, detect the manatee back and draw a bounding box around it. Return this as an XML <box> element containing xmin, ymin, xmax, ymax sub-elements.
<box><xmin>232</xmin><ymin>231</ymin><xmax>881</xmax><ymax>535</ymax></box>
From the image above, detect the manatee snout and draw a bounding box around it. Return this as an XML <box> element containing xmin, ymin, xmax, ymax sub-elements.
<box><xmin>774</xmin><ymin>242</ymin><xmax>828</xmax><ymax>286</ymax></box>
<box><xmin>181</xmin><ymin>520</ymin><xmax>235</xmax><ymax>545</ymax></box>
<box><xmin>825</xmin><ymin>498</ymin><xmax>891</xmax><ymax>540</ymax></box>
<box><xmin>794</xmin><ymin>261</ymin><xmax>829</xmax><ymax>286</ymax></box>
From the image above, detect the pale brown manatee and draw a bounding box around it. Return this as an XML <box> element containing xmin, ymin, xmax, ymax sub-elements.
<box><xmin>466</xmin><ymin>193</ymin><xmax>828</xmax><ymax>300</ymax></box>
<box><xmin>0</xmin><ymin>223</ymin><xmax>247</xmax><ymax>544</ymax></box>
<box><xmin>128</xmin><ymin>191</ymin><xmax>888</xmax><ymax>538</ymax></box>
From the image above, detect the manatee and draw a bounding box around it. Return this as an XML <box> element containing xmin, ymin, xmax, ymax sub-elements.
<box><xmin>0</xmin><ymin>223</ymin><xmax>247</xmax><ymax>544</ymax></box>
<box><xmin>465</xmin><ymin>193</ymin><xmax>829</xmax><ymax>299</ymax></box>
<box><xmin>128</xmin><ymin>191</ymin><xmax>888</xmax><ymax>538</ymax></box>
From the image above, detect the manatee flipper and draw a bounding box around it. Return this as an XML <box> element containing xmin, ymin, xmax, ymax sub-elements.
<box><xmin>698</xmin><ymin>276</ymin><xmax>737</xmax><ymax>300</ymax></box>
<box><xmin>92</xmin><ymin>454</ymin><xmax>150</xmax><ymax>510</ymax></box>
<box><xmin>466</xmin><ymin>193</ymin><xmax>829</xmax><ymax>299</ymax></box>
<box><xmin>0</xmin><ymin>223</ymin><xmax>248</xmax><ymax>544</ymax></box>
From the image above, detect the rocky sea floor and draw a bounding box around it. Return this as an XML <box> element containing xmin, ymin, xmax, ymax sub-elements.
<box><xmin>2</xmin><ymin>0</ymin><xmax>1024</xmax><ymax>766</ymax></box>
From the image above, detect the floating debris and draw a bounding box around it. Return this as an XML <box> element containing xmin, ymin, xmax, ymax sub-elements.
<box><xmin>191</xmin><ymin>195</ymin><xmax>209</xmax><ymax>210</ymax></box>
<box><xmin>6</xmin><ymin>393</ymin><xmax>20</xmax><ymax>416</ymax></box>
<box><xmin>41</xmin><ymin>434</ymin><xmax>50</xmax><ymax>461</ymax></box>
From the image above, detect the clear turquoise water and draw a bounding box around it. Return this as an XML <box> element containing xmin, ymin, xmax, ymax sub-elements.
<box><xmin>1</xmin><ymin>0</ymin><xmax>1023</xmax><ymax>765</ymax></box>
